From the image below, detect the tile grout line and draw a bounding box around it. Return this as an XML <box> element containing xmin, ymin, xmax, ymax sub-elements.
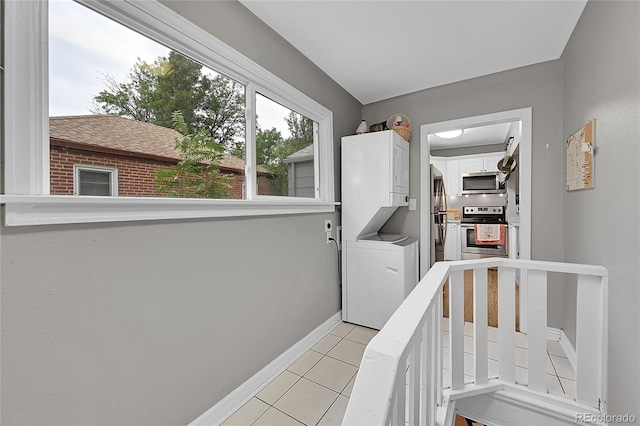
<box><xmin>252</xmin><ymin>326</ymin><xmax>363</xmax><ymax>426</ymax></box>
<box><xmin>255</xmin><ymin>371</ymin><xmax>302</xmax><ymax>407</ymax></box>
<box><xmin>250</xmin><ymin>405</ymin><xmax>305</xmax><ymax>426</ymax></box>
<box><xmin>314</xmin><ymin>393</ymin><xmax>342</xmax><ymax>426</ymax></box>
<box><xmin>231</xmin><ymin>321</ymin><xmax>580</xmax><ymax>425</ymax></box>
<box><xmin>309</xmin><ymin>330</ymin><xmax>350</xmax><ymax>425</ymax></box>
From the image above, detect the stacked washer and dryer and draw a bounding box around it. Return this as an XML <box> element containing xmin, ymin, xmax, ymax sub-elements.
<box><xmin>341</xmin><ymin>130</ymin><xmax>419</xmax><ymax>330</ymax></box>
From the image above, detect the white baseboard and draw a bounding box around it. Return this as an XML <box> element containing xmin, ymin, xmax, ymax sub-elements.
<box><xmin>188</xmin><ymin>311</ymin><xmax>342</xmax><ymax>426</ymax></box>
<box><xmin>558</xmin><ymin>329</ymin><xmax>577</xmax><ymax>371</ymax></box>
<box><xmin>546</xmin><ymin>326</ymin><xmax>562</xmax><ymax>341</ymax></box>
<box><xmin>547</xmin><ymin>326</ymin><xmax>577</xmax><ymax>371</ymax></box>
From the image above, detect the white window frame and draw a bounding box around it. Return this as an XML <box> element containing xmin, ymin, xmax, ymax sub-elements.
<box><xmin>1</xmin><ymin>0</ymin><xmax>335</xmax><ymax>226</ymax></box>
<box><xmin>73</xmin><ymin>165</ymin><xmax>119</xmax><ymax>197</ymax></box>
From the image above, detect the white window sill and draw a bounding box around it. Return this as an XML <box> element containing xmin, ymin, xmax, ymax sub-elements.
<box><xmin>0</xmin><ymin>195</ymin><xmax>336</xmax><ymax>226</ymax></box>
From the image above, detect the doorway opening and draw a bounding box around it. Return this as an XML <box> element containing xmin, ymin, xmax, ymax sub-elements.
<box><xmin>419</xmin><ymin>107</ymin><xmax>532</xmax><ymax>331</ymax></box>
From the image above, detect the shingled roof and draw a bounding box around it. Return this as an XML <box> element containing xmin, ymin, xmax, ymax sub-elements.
<box><xmin>284</xmin><ymin>144</ymin><xmax>314</xmax><ymax>163</ymax></box>
<box><xmin>49</xmin><ymin>115</ymin><xmax>258</xmax><ymax>173</ymax></box>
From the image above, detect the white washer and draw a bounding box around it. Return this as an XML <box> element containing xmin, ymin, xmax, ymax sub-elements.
<box><xmin>344</xmin><ymin>235</ymin><xmax>418</xmax><ymax>330</ymax></box>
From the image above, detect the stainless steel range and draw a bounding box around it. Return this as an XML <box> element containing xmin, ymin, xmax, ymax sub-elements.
<box><xmin>460</xmin><ymin>206</ymin><xmax>508</xmax><ymax>259</ymax></box>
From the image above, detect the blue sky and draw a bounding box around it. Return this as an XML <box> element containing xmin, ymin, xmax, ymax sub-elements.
<box><xmin>49</xmin><ymin>0</ymin><xmax>291</xmax><ymax>137</ymax></box>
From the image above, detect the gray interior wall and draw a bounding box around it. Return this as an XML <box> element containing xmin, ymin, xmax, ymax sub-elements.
<box><xmin>0</xmin><ymin>1</ymin><xmax>361</xmax><ymax>425</ymax></box>
<box><xmin>362</xmin><ymin>60</ymin><xmax>566</xmax><ymax>327</ymax></box>
<box><xmin>561</xmin><ymin>0</ymin><xmax>640</xmax><ymax>418</ymax></box>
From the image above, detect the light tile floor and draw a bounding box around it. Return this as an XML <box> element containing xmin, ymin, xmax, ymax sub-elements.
<box><xmin>222</xmin><ymin>319</ymin><xmax>576</xmax><ymax>425</ymax></box>
<box><xmin>440</xmin><ymin>317</ymin><xmax>577</xmax><ymax>397</ymax></box>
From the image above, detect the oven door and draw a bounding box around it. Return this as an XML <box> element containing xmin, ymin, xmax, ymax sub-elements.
<box><xmin>460</xmin><ymin>224</ymin><xmax>508</xmax><ymax>259</ymax></box>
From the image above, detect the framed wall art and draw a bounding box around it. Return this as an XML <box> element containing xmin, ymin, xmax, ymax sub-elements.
<box><xmin>566</xmin><ymin>119</ymin><xmax>595</xmax><ymax>191</ymax></box>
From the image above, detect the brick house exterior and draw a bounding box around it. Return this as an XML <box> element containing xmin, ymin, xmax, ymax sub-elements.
<box><xmin>49</xmin><ymin>115</ymin><xmax>276</xmax><ymax>198</ymax></box>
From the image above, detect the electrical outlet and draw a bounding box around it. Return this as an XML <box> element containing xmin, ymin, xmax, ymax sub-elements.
<box><xmin>324</xmin><ymin>220</ymin><xmax>333</xmax><ymax>244</ymax></box>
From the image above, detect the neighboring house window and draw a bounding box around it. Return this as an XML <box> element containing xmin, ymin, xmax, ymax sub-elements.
<box><xmin>3</xmin><ymin>0</ymin><xmax>335</xmax><ymax>225</ymax></box>
<box><xmin>74</xmin><ymin>165</ymin><xmax>118</xmax><ymax>196</ymax></box>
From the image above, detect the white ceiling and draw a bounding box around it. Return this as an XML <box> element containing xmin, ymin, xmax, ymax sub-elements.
<box><xmin>240</xmin><ymin>1</ymin><xmax>587</xmax><ymax>105</ymax></box>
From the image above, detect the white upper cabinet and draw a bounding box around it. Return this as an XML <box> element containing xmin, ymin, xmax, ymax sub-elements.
<box><xmin>446</xmin><ymin>160</ymin><xmax>460</xmax><ymax>197</ymax></box>
<box><xmin>430</xmin><ymin>157</ymin><xmax>447</xmax><ymax>175</ymax></box>
<box><xmin>459</xmin><ymin>153</ymin><xmax>504</xmax><ymax>174</ymax></box>
<box><xmin>429</xmin><ymin>152</ymin><xmax>504</xmax><ymax>196</ymax></box>
<box><xmin>483</xmin><ymin>153</ymin><xmax>504</xmax><ymax>172</ymax></box>
<box><xmin>458</xmin><ymin>157</ymin><xmax>485</xmax><ymax>175</ymax></box>
<box><xmin>430</xmin><ymin>156</ymin><xmax>450</xmax><ymax>195</ymax></box>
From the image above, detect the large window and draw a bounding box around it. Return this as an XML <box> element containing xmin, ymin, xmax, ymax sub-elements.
<box><xmin>50</xmin><ymin>0</ymin><xmax>246</xmax><ymax>200</ymax></box>
<box><xmin>3</xmin><ymin>0</ymin><xmax>335</xmax><ymax>225</ymax></box>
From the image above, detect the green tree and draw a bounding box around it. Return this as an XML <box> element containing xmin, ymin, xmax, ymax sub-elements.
<box><xmin>285</xmin><ymin>111</ymin><xmax>314</xmax><ymax>144</ymax></box>
<box><xmin>255</xmin><ymin>127</ymin><xmax>284</xmax><ymax>166</ymax></box>
<box><xmin>93</xmin><ymin>50</ymin><xmax>245</xmax><ymax>153</ymax></box>
<box><xmin>257</xmin><ymin>112</ymin><xmax>314</xmax><ymax>195</ymax></box>
<box><xmin>200</xmin><ymin>74</ymin><xmax>246</xmax><ymax>155</ymax></box>
<box><xmin>155</xmin><ymin>111</ymin><xmax>232</xmax><ymax>199</ymax></box>
<box><xmin>145</xmin><ymin>51</ymin><xmax>204</xmax><ymax>133</ymax></box>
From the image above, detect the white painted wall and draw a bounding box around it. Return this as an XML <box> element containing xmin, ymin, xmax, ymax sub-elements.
<box><xmin>0</xmin><ymin>1</ymin><xmax>361</xmax><ymax>424</ymax></box>
<box><xmin>561</xmin><ymin>1</ymin><xmax>640</xmax><ymax>419</ymax></box>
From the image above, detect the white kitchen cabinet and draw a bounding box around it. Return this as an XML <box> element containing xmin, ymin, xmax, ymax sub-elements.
<box><xmin>446</xmin><ymin>160</ymin><xmax>460</xmax><ymax>196</ymax></box>
<box><xmin>431</xmin><ymin>157</ymin><xmax>452</xmax><ymax>195</ymax></box>
<box><xmin>430</xmin><ymin>157</ymin><xmax>448</xmax><ymax>177</ymax></box>
<box><xmin>458</xmin><ymin>157</ymin><xmax>484</xmax><ymax>175</ymax></box>
<box><xmin>444</xmin><ymin>222</ymin><xmax>460</xmax><ymax>261</ymax></box>
<box><xmin>432</xmin><ymin>156</ymin><xmax>460</xmax><ymax>196</ymax></box>
<box><xmin>431</xmin><ymin>152</ymin><xmax>503</xmax><ymax>196</ymax></box>
<box><xmin>483</xmin><ymin>153</ymin><xmax>504</xmax><ymax>172</ymax></box>
<box><xmin>459</xmin><ymin>153</ymin><xmax>504</xmax><ymax>174</ymax></box>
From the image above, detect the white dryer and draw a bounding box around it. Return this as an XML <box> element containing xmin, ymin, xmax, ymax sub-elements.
<box><xmin>341</xmin><ymin>131</ymin><xmax>419</xmax><ymax>330</ymax></box>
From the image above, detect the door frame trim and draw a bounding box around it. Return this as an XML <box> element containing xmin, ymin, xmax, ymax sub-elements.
<box><xmin>419</xmin><ymin>107</ymin><xmax>532</xmax><ymax>331</ymax></box>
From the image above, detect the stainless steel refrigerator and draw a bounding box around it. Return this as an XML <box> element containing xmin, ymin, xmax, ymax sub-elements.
<box><xmin>430</xmin><ymin>165</ymin><xmax>448</xmax><ymax>265</ymax></box>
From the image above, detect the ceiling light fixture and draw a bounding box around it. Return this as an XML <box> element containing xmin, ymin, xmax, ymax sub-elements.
<box><xmin>434</xmin><ymin>129</ymin><xmax>464</xmax><ymax>139</ymax></box>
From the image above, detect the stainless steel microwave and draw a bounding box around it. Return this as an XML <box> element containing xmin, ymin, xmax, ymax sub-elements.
<box><xmin>461</xmin><ymin>172</ymin><xmax>506</xmax><ymax>194</ymax></box>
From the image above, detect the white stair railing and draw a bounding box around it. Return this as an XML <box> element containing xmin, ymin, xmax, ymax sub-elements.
<box><xmin>342</xmin><ymin>258</ymin><xmax>608</xmax><ymax>426</ymax></box>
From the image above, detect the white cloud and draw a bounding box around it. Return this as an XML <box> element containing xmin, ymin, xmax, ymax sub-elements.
<box><xmin>49</xmin><ymin>0</ymin><xmax>168</xmax><ymax>71</ymax></box>
<box><xmin>257</xmin><ymin>94</ymin><xmax>293</xmax><ymax>139</ymax></box>
<box><xmin>49</xmin><ymin>0</ymin><xmax>169</xmax><ymax>116</ymax></box>
<box><xmin>48</xmin><ymin>0</ymin><xmax>290</xmax><ymax>137</ymax></box>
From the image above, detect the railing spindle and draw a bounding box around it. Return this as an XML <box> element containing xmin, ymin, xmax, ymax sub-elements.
<box><xmin>408</xmin><ymin>335</ymin><xmax>421</xmax><ymax>424</ymax></box>
<box><xmin>526</xmin><ymin>269</ymin><xmax>548</xmax><ymax>392</ymax></box>
<box><xmin>421</xmin><ymin>305</ymin><xmax>434</xmax><ymax>425</ymax></box>
<box><xmin>449</xmin><ymin>269</ymin><xmax>465</xmax><ymax>390</ymax></box>
<box><xmin>473</xmin><ymin>267</ymin><xmax>489</xmax><ymax>384</ymax></box>
<box><xmin>498</xmin><ymin>266</ymin><xmax>517</xmax><ymax>383</ymax></box>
